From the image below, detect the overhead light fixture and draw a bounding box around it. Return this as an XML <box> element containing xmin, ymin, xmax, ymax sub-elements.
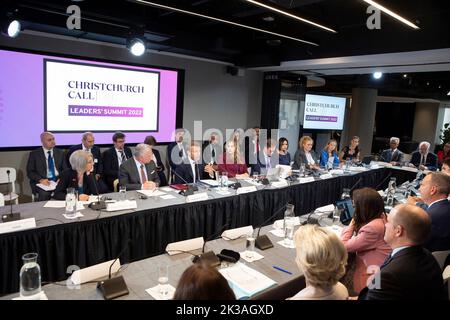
<box><xmin>245</xmin><ymin>0</ymin><xmax>337</xmax><ymax>33</ymax></box>
<box><xmin>447</xmin><ymin>91</ymin><xmax>450</xmax><ymax>96</ymax></box>
<box><xmin>1</xmin><ymin>18</ymin><xmax>21</xmax><ymax>38</ymax></box>
<box><xmin>426</xmin><ymin>82</ymin><xmax>430</xmax><ymax>86</ymax></box>
<box><xmin>133</xmin><ymin>0</ymin><xmax>319</xmax><ymax>46</ymax></box>
<box><xmin>373</xmin><ymin>71</ymin><xmax>383</xmax><ymax>79</ymax></box>
<box><xmin>403</xmin><ymin>74</ymin><xmax>408</xmax><ymax>78</ymax></box>
<box><xmin>127</xmin><ymin>38</ymin><xmax>146</xmax><ymax>56</ymax></box>
<box><xmin>363</xmin><ymin>0</ymin><xmax>420</xmax><ymax>29</ymax></box>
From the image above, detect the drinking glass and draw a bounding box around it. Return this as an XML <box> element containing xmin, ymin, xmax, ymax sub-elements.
<box><xmin>245</xmin><ymin>235</ymin><xmax>256</xmax><ymax>259</ymax></box>
<box><xmin>284</xmin><ymin>217</ymin><xmax>295</xmax><ymax>246</ymax></box>
<box><xmin>300</xmin><ymin>163</ymin><xmax>306</xmax><ymax>177</ymax></box>
<box><xmin>20</xmin><ymin>253</ymin><xmax>41</xmax><ymax>298</ymax></box>
<box><xmin>65</xmin><ymin>187</ymin><xmax>77</xmax><ymax>218</ymax></box>
<box><xmin>252</xmin><ymin>172</ymin><xmax>259</xmax><ymax>183</ymax></box>
<box><xmin>119</xmin><ymin>186</ymin><xmax>127</xmax><ymax>201</ymax></box>
<box><xmin>157</xmin><ymin>263</ymin><xmax>169</xmax><ymax>298</ymax></box>
<box><xmin>220</xmin><ymin>172</ymin><xmax>228</xmax><ymax>191</ymax></box>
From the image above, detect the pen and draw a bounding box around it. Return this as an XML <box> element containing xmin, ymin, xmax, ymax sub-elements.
<box><xmin>272</xmin><ymin>265</ymin><xmax>292</xmax><ymax>275</ymax></box>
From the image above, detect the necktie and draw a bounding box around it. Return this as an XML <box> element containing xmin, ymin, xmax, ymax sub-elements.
<box><xmin>420</xmin><ymin>154</ymin><xmax>425</xmax><ymax>166</ymax></box>
<box><xmin>387</xmin><ymin>150</ymin><xmax>392</xmax><ymax>162</ymax></box>
<box><xmin>256</xmin><ymin>139</ymin><xmax>260</xmax><ymax>153</ymax></box>
<box><xmin>380</xmin><ymin>254</ymin><xmax>393</xmax><ymax>270</ymax></box>
<box><xmin>120</xmin><ymin>150</ymin><xmax>126</xmax><ymax>164</ymax></box>
<box><xmin>267</xmin><ymin>156</ymin><xmax>271</xmax><ymax>169</ymax></box>
<box><xmin>140</xmin><ymin>164</ymin><xmax>147</xmax><ymax>184</ymax></box>
<box><xmin>211</xmin><ymin>147</ymin><xmax>216</xmax><ymax>160</ymax></box>
<box><xmin>178</xmin><ymin>147</ymin><xmax>183</xmax><ymax>158</ymax></box>
<box><xmin>47</xmin><ymin>151</ymin><xmax>56</xmax><ymax>181</ymax></box>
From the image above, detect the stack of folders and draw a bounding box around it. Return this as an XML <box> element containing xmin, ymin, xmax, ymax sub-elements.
<box><xmin>218</xmin><ymin>262</ymin><xmax>277</xmax><ymax>299</ymax></box>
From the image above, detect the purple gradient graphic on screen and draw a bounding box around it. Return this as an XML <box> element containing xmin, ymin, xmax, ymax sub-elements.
<box><xmin>0</xmin><ymin>49</ymin><xmax>179</xmax><ymax>148</ymax></box>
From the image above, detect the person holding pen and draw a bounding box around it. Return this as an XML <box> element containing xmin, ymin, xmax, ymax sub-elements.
<box><xmin>289</xmin><ymin>225</ymin><xmax>348</xmax><ymax>300</ymax></box>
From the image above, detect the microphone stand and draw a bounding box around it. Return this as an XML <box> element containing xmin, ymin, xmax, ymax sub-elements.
<box><xmin>88</xmin><ymin>172</ymin><xmax>106</xmax><ymax>210</ymax></box>
<box><xmin>255</xmin><ymin>204</ymin><xmax>290</xmax><ymax>250</ymax></box>
<box><xmin>97</xmin><ymin>239</ymin><xmax>131</xmax><ymax>300</ymax></box>
<box><xmin>192</xmin><ymin>223</ymin><xmax>229</xmax><ymax>267</ymax></box>
<box><xmin>2</xmin><ymin>170</ymin><xmax>21</xmax><ymax>222</ymax></box>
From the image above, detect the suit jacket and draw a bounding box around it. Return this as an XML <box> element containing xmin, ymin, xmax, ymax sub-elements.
<box><xmin>152</xmin><ymin>148</ymin><xmax>167</xmax><ymax>187</ymax></box>
<box><xmin>319</xmin><ymin>150</ymin><xmax>340</xmax><ymax>168</ymax></box>
<box><xmin>292</xmin><ymin>149</ymin><xmax>319</xmax><ymax>170</ymax></box>
<box><xmin>426</xmin><ymin>199</ymin><xmax>450</xmax><ymax>252</ymax></box>
<box><xmin>53</xmin><ymin>169</ymin><xmax>107</xmax><ymax>200</ymax></box>
<box><xmin>202</xmin><ymin>141</ymin><xmax>221</xmax><ymax>165</ymax></box>
<box><xmin>66</xmin><ymin>144</ymin><xmax>103</xmax><ymax>176</ymax></box>
<box><xmin>359</xmin><ymin>246</ymin><xmax>446</xmax><ymax>300</ymax></box>
<box><xmin>341</xmin><ymin>217</ymin><xmax>392</xmax><ymax>293</ymax></box>
<box><xmin>410</xmin><ymin>151</ymin><xmax>438</xmax><ymax>171</ymax></box>
<box><xmin>102</xmin><ymin>146</ymin><xmax>132</xmax><ymax>190</ymax></box>
<box><xmin>174</xmin><ymin>163</ymin><xmax>215</xmax><ymax>184</ymax></box>
<box><xmin>27</xmin><ymin>147</ymin><xmax>67</xmax><ymax>192</ymax></box>
<box><xmin>380</xmin><ymin>148</ymin><xmax>404</xmax><ymax>164</ymax></box>
<box><xmin>167</xmin><ymin>142</ymin><xmax>188</xmax><ymax>172</ymax></box>
<box><xmin>244</xmin><ymin>136</ymin><xmax>260</xmax><ymax>166</ymax></box>
<box><xmin>118</xmin><ymin>157</ymin><xmax>160</xmax><ymax>190</ymax></box>
<box><xmin>250</xmin><ymin>151</ymin><xmax>277</xmax><ymax>176</ymax></box>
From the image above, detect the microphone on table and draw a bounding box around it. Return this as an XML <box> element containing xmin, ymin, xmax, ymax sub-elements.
<box><xmin>375</xmin><ymin>172</ymin><xmax>392</xmax><ymax>191</ymax></box>
<box><xmin>171</xmin><ymin>166</ymin><xmax>198</xmax><ymax>196</ymax></box>
<box><xmin>255</xmin><ymin>204</ymin><xmax>291</xmax><ymax>250</ymax></box>
<box><xmin>1</xmin><ymin>170</ymin><xmax>21</xmax><ymax>222</ymax></box>
<box><xmin>88</xmin><ymin>173</ymin><xmax>106</xmax><ymax>210</ymax></box>
<box><xmin>192</xmin><ymin>222</ymin><xmax>229</xmax><ymax>267</ymax></box>
<box><xmin>97</xmin><ymin>239</ymin><xmax>131</xmax><ymax>300</ymax></box>
<box><xmin>349</xmin><ymin>177</ymin><xmax>362</xmax><ymax>193</ymax></box>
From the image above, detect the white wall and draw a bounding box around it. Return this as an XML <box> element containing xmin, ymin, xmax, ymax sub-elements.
<box><xmin>0</xmin><ymin>33</ymin><xmax>263</xmax><ymax>200</ymax></box>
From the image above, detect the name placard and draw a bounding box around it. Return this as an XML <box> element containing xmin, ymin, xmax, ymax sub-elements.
<box><xmin>0</xmin><ymin>218</ymin><xmax>36</xmax><ymax>235</ymax></box>
<box><xmin>236</xmin><ymin>186</ymin><xmax>258</xmax><ymax>195</ymax></box>
<box><xmin>299</xmin><ymin>177</ymin><xmax>315</xmax><ymax>184</ymax></box>
<box><xmin>186</xmin><ymin>192</ymin><xmax>209</xmax><ymax>203</ymax></box>
<box><xmin>320</xmin><ymin>173</ymin><xmax>333</xmax><ymax>180</ymax></box>
<box><xmin>106</xmin><ymin>200</ymin><xmax>137</xmax><ymax>211</ymax></box>
<box><xmin>165</xmin><ymin>237</ymin><xmax>204</xmax><ymax>255</ymax></box>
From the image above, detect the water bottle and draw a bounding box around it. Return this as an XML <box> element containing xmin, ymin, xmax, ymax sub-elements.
<box><xmin>65</xmin><ymin>187</ymin><xmax>77</xmax><ymax>218</ymax></box>
<box><xmin>341</xmin><ymin>188</ymin><xmax>351</xmax><ymax>200</ymax></box>
<box><xmin>20</xmin><ymin>253</ymin><xmax>41</xmax><ymax>298</ymax></box>
<box><xmin>386</xmin><ymin>177</ymin><xmax>396</xmax><ymax>206</ymax></box>
<box><xmin>283</xmin><ymin>203</ymin><xmax>295</xmax><ymax>230</ymax></box>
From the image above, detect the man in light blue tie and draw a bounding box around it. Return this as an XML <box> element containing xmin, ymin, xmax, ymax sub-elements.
<box><xmin>380</xmin><ymin>137</ymin><xmax>404</xmax><ymax>165</ymax></box>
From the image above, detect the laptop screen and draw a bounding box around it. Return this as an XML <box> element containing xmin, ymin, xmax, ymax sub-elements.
<box><xmin>335</xmin><ymin>199</ymin><xmax>354</xmax><ymax>225</ymax></box>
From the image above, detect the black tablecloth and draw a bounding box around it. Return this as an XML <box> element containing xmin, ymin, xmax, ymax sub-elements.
<box><xmin>0</xmin><ymin>168</ymin><xmax>416</xmax><ymax>295</ymax></box>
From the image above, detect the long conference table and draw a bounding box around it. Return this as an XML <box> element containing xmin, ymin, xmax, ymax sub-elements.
<box><xmin>0</xmin><ymin>165</ymin><xmax>417</xmax><ymax>296</ymax></box>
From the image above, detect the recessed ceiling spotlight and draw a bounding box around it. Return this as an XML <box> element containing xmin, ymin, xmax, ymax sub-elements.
<box><xmin>403</xmin><ymin>74</ymin><xmax>408</xmax><ymax>78</ymax></box>
<box><xmin>1</xmin><ymin>19</ymin><xmax>21</xmax><ymax>38</ymax></box>
<box><xmin>128</xmin><ymin>38</ymin><xmax>146</xmax><ymax>56</ymax></box>
<box><xmin>426</xmin><ymin>82</ymin><xmax>430</xmax><ymax>86</ymax></box>
<box><xmin>373</xmin><ymin>72</ymin><xmax>383</xmax><ymax>80</ymax></box>
<box><xmin>438</xmin><ymin>85</ymin><xmax>442</xmax><ymax>89</ymax></box>
<box><xmin>262</xmin><ymin>16</ymin><xmax>275</xmax><ymax>22</ymax></box>
<box><xmin>266</xmin><ymin>39</ymin><xmax>281</xmax><ymax>46</ymax></box>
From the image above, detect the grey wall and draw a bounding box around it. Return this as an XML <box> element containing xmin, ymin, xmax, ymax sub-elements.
<box><xmin>0</xmin><ymin>33</ymin><xmax>263</xmax><ymax>200</ymax></box>
<box><xmin>412</xmin><ymin>102</ymin><xmax>440</xmax><ymax>150</ymax></box>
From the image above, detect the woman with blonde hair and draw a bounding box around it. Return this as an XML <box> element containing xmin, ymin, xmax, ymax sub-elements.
<box><xmin>340</xmin><ymin>136</ymin><xmax>360</xmax><ymax>162</ymax></box>
<box><xmin>290</xmin><ymin>224</ymin><xmax>348</xmax><ymax>300</ymax></box>
<box><xmin>293</xmin><ymin>136</ymin><xmax>320</xmax><ymax>170</ymax></box>
<box><xmin>218</xmin><ymin>139</ymin><xmax>249</xmax><ymax>178</ymax></box>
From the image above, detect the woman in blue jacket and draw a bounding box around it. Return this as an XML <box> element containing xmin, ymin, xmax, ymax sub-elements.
<box><xmin>320</xmin><ymin>139</ymin><xmax>341</xmax><ymax>169</ymax></box>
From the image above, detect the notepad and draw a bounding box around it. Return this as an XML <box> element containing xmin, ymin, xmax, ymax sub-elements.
<box><xmin>36</xmin><ymin>181</ymin><xmax>58</xmax><ymax>191</ymax></box>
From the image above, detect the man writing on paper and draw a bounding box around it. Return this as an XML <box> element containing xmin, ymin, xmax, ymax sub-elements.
<box><xmin>119</xmin><ymin>144</ymin><xmax>160</xmax><ymax>191</ymax></box>
<box><xmin>27</xmin><ymin>132</ymin><xmax>67</xmax><ymax>201</ymax></box>
<box><xmin>174</xmin><ymin>141</ymin><xmax>215</xmax><ymax>184</ymax></box>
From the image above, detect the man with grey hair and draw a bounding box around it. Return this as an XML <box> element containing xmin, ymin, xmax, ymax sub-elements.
<box><xmin>380</xmin><ymin>137</ymin><xmax>404</xmax><ymax>165</ymax></box>
<box><xmin>67</xmin><ymin>132</ymin><xmax>103</xmax><ymax>179</ymax></box>
<box><xmin>119</xmin><ymin>143</ymin><xmax>160</xmax><ymax>191</ymax></box>
<box><xmin>27</xmin><ymin>132</ymin><xmax>67</xmax><ymax>201</ymax></box>
<box><xmin>407</xmin><ymin>172</ymin><xmax>450</xmax><ymax>251</ymax></box>
<box><xmin>359</xmin><ymin>204</ymin><xmax>445</xmax><ymax>300</ymax></box>
<box><xmin>410</xmin><ymin>141</ymin><xmax>438</xmax><ymax>171</ymax></box>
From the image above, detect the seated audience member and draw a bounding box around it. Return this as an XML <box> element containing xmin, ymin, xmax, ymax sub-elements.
<box><xmin>442</xmin><ymin>158</ymin><xmax>450</xmax><ymax>176</ymax></box>
<box><xmin>319</xmin><ymin>139</ymin><xmax>340</xmax><ymax>169</ymax></box>
<box><xmin>277</xmin><ymin>137</ymin><xmax>291</xmax><ymax>166</ymax></box>
<box><xmin>409</xmin><ymin>141</ymin><xmax>438</xmax><ymax>171</ymax></box>
<box><xmin>202</xmin><ymin>131</ymin><xmax>221</xmax><ymax>166</ymax></box>
<box><xmin>290</xmin><ymin>225</ymin><xmax>348</xmax><ymax>300</ymax></box>
<box><xmin>340</xmin><ymin>188</ymin><xmax>392</xmax><ymax>293</ymax></box>
<box><xmin>102</xmin><ymin>132</ymin><xmax>133</xmax><ymax>191</ymax></box>
<box><xmin>380</xmin><ymin>137</ymin><xmax>404</xmax><ymax>165</ymax></box>
<box><xmin>144</xmin><ymin>135</ymin><xmax>168</xmax><ymax>186</ymax></box>
<box><xmin>250</xmin><ymin>139</ymin><xmax>277</xmax><ymax>176</ymax></box>
<box><xmin>244</xmin><ymin>126</ymin><xmax>261</xmax><ymax>166</ymax></box>
<box><xmin>26</xmin><ymin>132</ymin><xmax>67</xmax><ymax>201</ymax></box>
<box><xmin>437</xmin><ymin>142</ymin><xmax>450</xmax><ymax>167</ymax></box>
<box><xmin>174</xmin><ymin>141</ymin><xmax>215</xmax><ymax>184</ymax></box>
<box><xmin>218</xmin><ymin>139</ymin><xmax>249</xmax><ymax>178</ymax></box>
<box><xmin>167</xmin><ymin>128</ymin><xmax>188</xmax><ymax>180</ymax></box>
<box><xmin>54</xmin><ymin>151</ymin><xmax>106</xmax><ymax>200</ymax></box>
<box><xmin>292</xmin><ymin>136</ymin><xmax>320</xmax><ymax>170</ymax></box>
<box><xmin>407</xmin><ymin>172</ymin><xmax>450</xmax><ymax>251</ymax></box>
<box><xmin>118</xmin><ymin>143</ymin><xmax>160</xmax><ymax>191</ymax></box>
<box><xmin>359</xmin><ymin>204</ymin><xmax>446</xmax><ymax>300</ymax></box>
<box><xmin>66</xmin><ymin>132</ymin><xmax>103</xmax><ymax>179</ymax></box>
<box><xmin>339</xmin><ymin>136</ymin><xmax>360</xmax><ymax>162</ymax></box>
<box><xmin>173</xmin><ymin>263</ymin><xmax>235</xmax><ymax>300</ymax></box>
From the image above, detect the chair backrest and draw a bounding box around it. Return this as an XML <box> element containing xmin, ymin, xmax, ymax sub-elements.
<box><xmin>251</xmin><ymin>275</ymin><xmax>306</xmax><ymax>300</ymax></box>
<box><xmin>403</xmin><ymin>153</ymin><xmax>412</xmax><ymax>163</ymax></box>
<box><xmin>0</xmin><ymin>192</ymin><xmax>4</xmax><ymax>207</ymax></box>
<box><xmin>113</xmin><ymin>179</ymin><xmax>119</xmax><ymax>192</ymax></box>
<box><xmin>0</xmin><ymin>167</ymin><xmax>17</xmax><ymax>193</ymax></box>
<box><xmin>432</xmin><ymin>250</ymin><xmax>450</xmax><ymax>271</ymax></box>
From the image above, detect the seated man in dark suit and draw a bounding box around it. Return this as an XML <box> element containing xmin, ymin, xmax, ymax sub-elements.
<box><xmin>66</xmin><ymin>132</ymin><xmax>103</xmax><ymax>180</ymax></box>
<box><xmin>174</xmin><ymin>141</ymin><xmax>215</xmax><ymax>184</ymax></box>
<box><xmin>380</xmin><ymin>137</ymin><xmax>404</xmax><ymax>165</ymax></box>
<box><xmin>119</xmin><ymin>143</ymin><xmax>160</xmax><ymax>191</ymax></box>
<box><xmin>409</xmin><ymin>141</ymin><xmax>438</xmax><ymax>171</ymax></box>
<box><xmin>26</xmin><ymin>132</ymin><xmax>67</xmax><ymax>201</ymax></box>
<box><xmin>102</xmin><ymin>132</ymin><xmax>132</xmax><ymax>191</ymax></box>
<box><xmin>407</xmin><ymin>172</ymin><xmax>450</xmax><ymax>252</ymax></box>
<box><xmin>250</xmin><ymin>139</ymin><xmax>278</xmax><ymax>176</ymax></box>
<box><xmin>167</xmin><ymin>128</ymin><xmax>188</xmax><ymax>181</ymax></box>
<box><xmin>359</xmin><ymin>204</ymin><xmax>446</xmax><ymax>300</ymax></box>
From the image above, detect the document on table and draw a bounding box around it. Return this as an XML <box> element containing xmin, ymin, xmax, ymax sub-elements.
<box><xmin>219</xmin><ymin>262</ymin><xmax>276</xmax><ymax>299</ymax></box>
<box><xmin>137</xmin><ymin>189</ymin><xmax>166</xmax><ymax>197</ymax></box>
<box><xmin>36</xmin><ymin>181</ymin><xmax>58</xmax><ymax>191</ymax></box>
<box><xmin>44</xmin><ymin>201</ymin><xmax>65</xmax><ymax>208</ymax></box>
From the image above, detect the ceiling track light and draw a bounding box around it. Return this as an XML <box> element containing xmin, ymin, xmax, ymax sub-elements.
<box><xmin>373</xmin><ymin>71</ymin><xmax>383</xmax><ymax>79</ymax></box>
<box><xmin>132</xmin><ymin>0</ymin><xmax>319</xmax><ymax>46</ymax></box>
<box><xmin>127</xmin><ymin>37</ymin><xmax>146</xmax><ymax>56</ymax></box>
<box><xmin>1</xmin><ymin>10</ymin><xmax>21</xmax><ymax>38</ymax></box>
<box><xmin>362</xmin><ymin>0</ymin><xmax>420</xmax><ymax>30</ymax></box>
<box><xmin>244</xmin><ymin>0</ymin><xmax>337</xmax><ymax>33</ymax></box>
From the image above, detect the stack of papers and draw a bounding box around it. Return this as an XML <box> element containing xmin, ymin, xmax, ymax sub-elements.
<box><xmin>36</xmin><ymin>181</ymin><xmax>58</xmax><ymax>191</ymax></box>
<box><xmin>199</xmin><ymin>179</ymin><xmax>220</xmax><ymax>187</ymax></box>
<box><xmin>137</xmin><ymin>189</ymin><xmax>166</xmax><ymax>197</ymax></box>
<box><xmin>219</xmin><ymin>262</ymin><xmax>277</xmax><ymax>299</ymax></box>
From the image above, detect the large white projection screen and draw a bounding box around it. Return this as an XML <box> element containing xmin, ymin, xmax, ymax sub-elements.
<box><xmin>303</xmin><ymin>94</ymin><xmax>346</xmax><ymax>130</ymax></box>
